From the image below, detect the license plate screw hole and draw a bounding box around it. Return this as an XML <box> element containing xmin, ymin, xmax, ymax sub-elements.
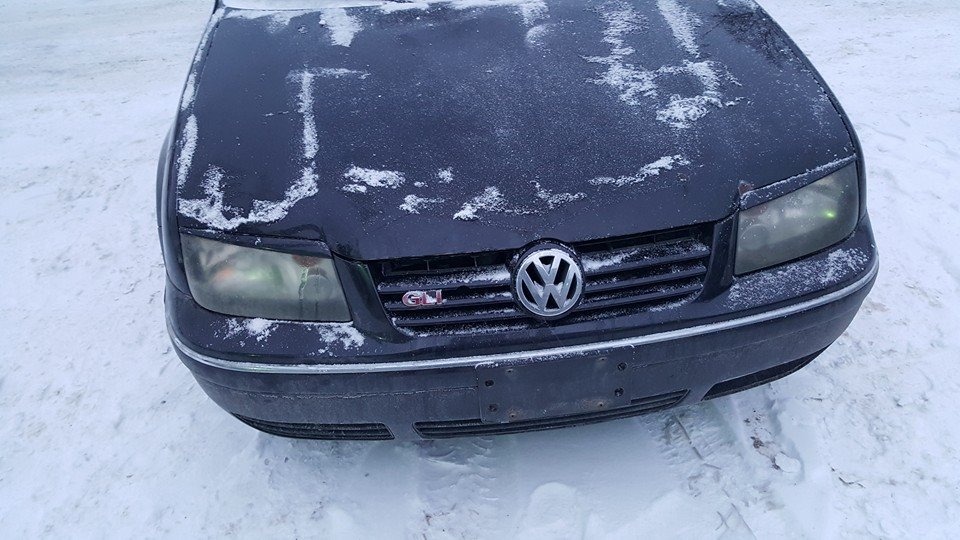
<box><xmin>614</xmin><ymin>388</ymin><xmax>624</xmax><ymax>397</ymax></box>
<box><xmin>484</xmin><ymin>380</ymin><xmax>494</xmax><ymax>387</ymax></box>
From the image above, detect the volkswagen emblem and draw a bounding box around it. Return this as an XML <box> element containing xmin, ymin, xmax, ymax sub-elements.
<box><xmin>514</xmin><ymin>244</ymin><xmax>584</xmax><ymax>320</ymax></box>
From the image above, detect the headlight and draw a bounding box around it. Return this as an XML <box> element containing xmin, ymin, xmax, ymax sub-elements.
<box><xmin>736</xmin><ymin>164</ymin><xmax>859</xmax><ymax>275</ymax></box>
<box><xmin>181</xmin><ymin>235</ymin><xmax>351</xmax><ymax>321</ymax></box>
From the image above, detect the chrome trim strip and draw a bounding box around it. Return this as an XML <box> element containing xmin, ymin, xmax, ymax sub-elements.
<box><xmin>172</xmin><ymin>258</ymin><xmax>878</xmax><ymax>375</ymax></box>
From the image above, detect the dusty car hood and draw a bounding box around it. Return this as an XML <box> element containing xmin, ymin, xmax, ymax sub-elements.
<box><xmin>173</xmin><ymin>0</ymin><xmax>855</xmax><ymax>260</ymax></box>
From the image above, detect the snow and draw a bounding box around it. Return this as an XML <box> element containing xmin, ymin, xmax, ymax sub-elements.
<box><xmin>177</xmin><ymin>67</ymin><xmax>324</xmax><ymax>230</ymax></box>
<box><xmin>313</xmin><ymin>322</ymin><xmax>364</xmax><ymax>350</ymax></box>
<box><xmin>656</xmin><ymin>0</ymin><xmax>702</xmax><ymax>57</ymax></box>
<box><xmin>453</xmin><ymin>186</ymin><xmax>508</xmax><ymax>221</ymax></box>
<box><xmin>656</xmin><ymin>92</ymin><xmax>724</xmax><ymax>128</ymax></box>
<box><xmin>585</xmin><ymin>1</ymin><xmax>735</xmax><ymax>128</ymax></box>
<box><xmin>2</xmin><ymin>0</ymin><xmax>960</xmax><ymax>537</ymax></box>
<box><xmin>315</xmin><ymin>67</ymin><xmax>370</xmax><ymax>79</ymax></box>
<box><xmin>341</xmin><ymin>166</ymin><xmax>405</xmax><ymax>193</ymax></box>
<box><xmin>727</xmin><ymin>248</ymin><xmax>869</xmax><ymax>307</ymax></box>
<box><xmin>224</xmin><ymin>317</ymin><xmax>278</xmax><ymax>344</ymax></box>
<box><xmin>296</xmin><ymin>70</ymin><xmax>319</xmax><ymax>161</ymax></box>
<box><xmin>174</xmin><ymin>114</ymin><xmax>198</xmax><ymax>188</ymax></box>
<box><xmin>226</xmin><ymin>8</ymin><xmax>314</xmax><ymax>30</ymax></box>
<box><xmin>399</xmin><ymin>194</ymin><xmax>444</xmax><ymax>214</ymax></box>
<box><xmin>589</xmin><ymin>154</ymin><xmax>690</xmax><ymax>187</ymax></box>
<box><xmin>524</xmin><ymin>23</ymin><xmax>551</xmax><ymax>48</ymax></box>
<box><xmin>179</xmin><ymin>165</ymin><xmax>320</xmax><ymax>230</ymax></box>
<box><xmin>453</xmin><ymin>184</ymin><xmax>584</xmax><ymax>221</ymax></box>
<box><xmin>534</xmin><ymin>183</ymin><xmax>585</xmax><ymax>209</ymax></box>
<box><xmin>319</xmin><ymin>7</ymin><xmax>361</xmax><ymax>46</ymax></box>
<box><xmin>583</xmin><ymin>2</ymin><xmax>655</xmax><ymax>107</ymax></box>
<box><xmin>437</xmin><ymin>167</ymin><xmax>454</xmax><ymax>183</ymax></box>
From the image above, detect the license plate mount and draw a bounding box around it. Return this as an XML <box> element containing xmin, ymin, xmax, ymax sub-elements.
<box><xmin>476</xmin><ymin>355</ymin><xmax>631</xmax><ymax>424</ymax></box>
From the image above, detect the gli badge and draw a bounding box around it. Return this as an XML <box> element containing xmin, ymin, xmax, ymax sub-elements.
<box><xmin>402</xmin><ymin>290</ymin><xmax>445</xmax><ymax>308</ymax></box>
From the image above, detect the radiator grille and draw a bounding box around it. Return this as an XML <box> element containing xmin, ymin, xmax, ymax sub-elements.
<box><xmin>235</xmin><ymin>415</ymin><xmax>394</xmax><ymax>440</ymax></box>
<box><xmin>374</xmin><ymin>226</ymin><xmax>712</xmax><ymax>333</ymax></box>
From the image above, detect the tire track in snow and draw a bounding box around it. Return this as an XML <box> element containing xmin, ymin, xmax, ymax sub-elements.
<box><xmin>649</xmin><ymin>405</ymin><xmax>759</xmax><ymax>538</ymax></box>
<box><xmin>648</xmin><ymin>391</ymin><xmax>832</xmax><ymax>538</ymax></box>
<box><xmin>409</xmin><ymin>437</ymin><xmax>513</xmax><ymax>538</ymax></box>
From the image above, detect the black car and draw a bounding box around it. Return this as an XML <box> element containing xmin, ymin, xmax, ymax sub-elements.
<box><xmin>159</xmin><ymin>0</ymin><xmax>878</xmax><ymax>440</ymax></box>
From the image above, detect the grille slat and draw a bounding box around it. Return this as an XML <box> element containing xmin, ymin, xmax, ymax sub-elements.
<box><xmin>586</xmin><ymin>265</ymin><xmax>707</xmax><ymax>294</ymax></box>
<box><xmin>415</xmin><ymin>390</ymin><xmax>688</xmax><ymax>438</ymax></box>
<box><xmin>581</xmin><ymin>240</ymin><xmax>711</xmax><ymax>277</ymax></box>
<box><xmin>577</xmin><ymin>283</ymin><xmax>704</xmax><ymax>312</ymax></box>
<box><xmin>375</xmin><ymin>225</ymin><xmax>712</xmax><ymax>334</ymax></box>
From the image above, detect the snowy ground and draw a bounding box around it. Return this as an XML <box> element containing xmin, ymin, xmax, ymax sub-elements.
<box><xmin>1</xmin><ymin>0</ymin><xmax>959</xmax><ymax>537</ymax></box>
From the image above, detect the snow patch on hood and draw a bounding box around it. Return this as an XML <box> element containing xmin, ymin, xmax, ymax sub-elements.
<box><xmin>182</xmin><ymin>73</ymin><xmax>198</xmax><ymax>113</ymax></box>
<box><xmin>656</xmin><ymin>94</ymin><xmax>725</xmax><ymax>128</ymax></box>
<box><xmin>585</xmin><ymin>1</ymin><xmax>739</xmax><ymax>130</ymax></box>
<box><xmin>178</xmin><ymin>165</ymin><xmax>320</xmax><ymax>230</ymax></box>
<box><xmin>320</xmin><ymin>7</ymin><xmax>361</xmax><ymax>46</ymax></box>
<box><xmin>452</xmin><ymin>183</ymin><xmax>584</xmax><ymax>221</ymax></box>
<box><xmin>535</xmin><ymin>183</ymin><xmax>586</xmax><ymax>209</ymax></box>
<box><xmin>296</xmin><ymin>71</ymin><xmax>319</xmax><ymax>160</ymax></box>
<box><xmin>175</xmin><ymin>115</ymin><xmax>199</xmax><ymax>188</ymax></box>
<box><xmin>589</xmin><ymin>155</ymin><xmax>690</xmax><ymax>187</ymax></box>
<box><xmin>584</xmin><ymin>2</ymin><xmax>655</xmax><ymax>107</ymax></box>
<box><xmin>437</xmin><ymin>167</ymin><xmax>454</xmax><ymax>184</ymax></box>
<box><xmin>655</xmin><ymin>60</ymin><xmax>739</xmax><ymax>128</ymax></box>
<box><xmin>525</xmin><ymin>23</ymin><xmax>552</xmax><ymax>48</ymax></box>
<box><xmin>656</xmin><ymin>0</ymin><xmax>702</xmax><ymax>57</ymax></box>
<box><xmin>292</xmin><ymin>67</ymin><xmax>367</xmax><ymax>162</ymax></box>
<box><xmin>717</xmin><ymin>0</ymin><xmax>758</xmax><ymax>11</ymax></box>
<box><xmin>400</xmin><ymin>194</ymin><xmax>445</xmax><ymax>214</ymax></box>
<box><xmin>454</xmin><ymin>186</ymin><xmax>506</xmax><ymax>221</ymax></box>
<box><xmin>315</xmin><ymin>67</ymin><xmax>370</xmax><ymax>78</ymax></box>
<box><xmin>342</xmin><ymin>166</ymin><xmax>405</xmax><ymax>193</ymax></box>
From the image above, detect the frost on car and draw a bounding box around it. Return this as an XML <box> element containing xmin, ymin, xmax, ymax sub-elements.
<box><xmin>157</xmin><ymin>0</ymin><xmax>878</xmax><ymax>440</ymax></box>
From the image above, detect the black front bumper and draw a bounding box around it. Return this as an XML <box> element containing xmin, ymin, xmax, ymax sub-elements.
<box><xmin>168</xmin><ymin>219</ymin><xmax>878</xmax><ymax>440</ymax></box>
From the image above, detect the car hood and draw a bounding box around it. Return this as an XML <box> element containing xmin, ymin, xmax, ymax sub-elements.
<box><xmin>173</xmin><ymin>0</ymin><xmax>855</xmax><ymax>260</ymax></box>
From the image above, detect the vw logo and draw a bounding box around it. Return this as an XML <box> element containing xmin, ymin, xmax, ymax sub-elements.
<box><xmin>514</xmin><ymin>244</ymin><xmax>584</xmax><ymax>320</ymax></box>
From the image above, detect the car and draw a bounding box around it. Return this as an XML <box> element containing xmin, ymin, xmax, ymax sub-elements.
<box><xmin>158</xmin><ymin>0</ymin><xmax>878</xmax><ymax>440</ymax></box>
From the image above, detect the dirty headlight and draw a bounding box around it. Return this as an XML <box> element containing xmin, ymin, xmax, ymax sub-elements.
<box><xmin>736</xmin><ymin>164</ymin><xmax>859</xmax><ymax>275</ymax></box>
<box><xmin>181</xmin><ymin>235</ymin><xmax>350</xmax><ymax>321</ymax></box>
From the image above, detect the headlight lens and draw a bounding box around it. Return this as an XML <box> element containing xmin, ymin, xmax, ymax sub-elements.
<box><xmin>736</xmin><ymin>164</ymin><xmax>859</xmax><ymax>275</ymax></box>
<box><xmin>181</xmin><ymin>235</ymin><xmax>351</xmax><ymax>321</ymax></box>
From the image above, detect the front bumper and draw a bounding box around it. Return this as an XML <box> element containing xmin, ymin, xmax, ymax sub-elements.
<box><xmin>168</xmin><ymin>218</ymin><xmax>878</xmax><ymax>440</ymax></box>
